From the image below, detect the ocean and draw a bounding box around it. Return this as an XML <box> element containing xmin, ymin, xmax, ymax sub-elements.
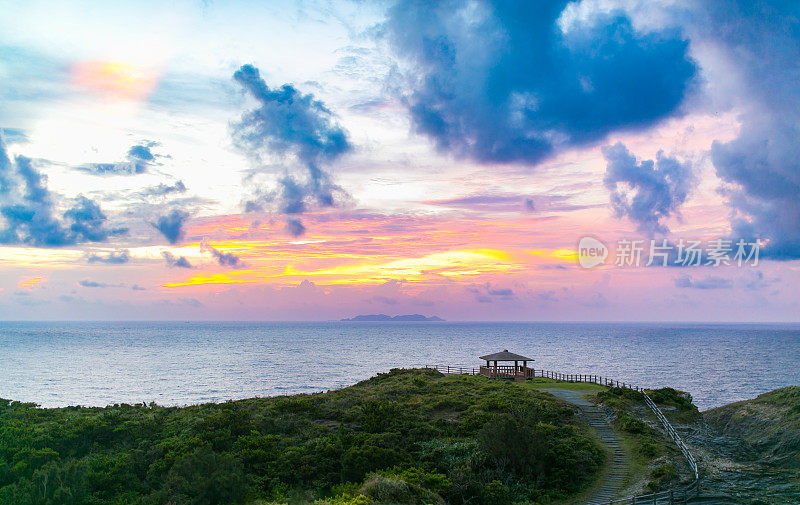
<box><xmin>1</xmin><ymin>321</ymin><xmax>798</xmax><ymax>410</ymax></box>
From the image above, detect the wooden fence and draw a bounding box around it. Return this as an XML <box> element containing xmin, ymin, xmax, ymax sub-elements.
<box><xmin>423</xmin><ymin>365</ymin><xmax>701</xmax><ymax>504</ymax></box>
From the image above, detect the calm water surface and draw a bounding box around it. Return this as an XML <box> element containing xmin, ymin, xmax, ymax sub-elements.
<box><xmin>1</xmin><ymin>321</ymin><xmax>798</xmax><ymax>409</ymax></box>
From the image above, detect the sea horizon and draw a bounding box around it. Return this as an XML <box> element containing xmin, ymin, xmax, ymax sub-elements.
<box><xmin>3</xmin><ymin>319</ymin><xmax>800</xmax><ymax>324</ymax></box>
<box><xmin>2</xmin><ymin>320</ymin><xmax>798</xmax><ymax>411</ymax></box>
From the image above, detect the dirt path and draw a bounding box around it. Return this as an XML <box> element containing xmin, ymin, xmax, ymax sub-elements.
<box><xmin>540</xmin><ymin>388</ymin><xmax>627</xmax><ymax>505</ymax></box>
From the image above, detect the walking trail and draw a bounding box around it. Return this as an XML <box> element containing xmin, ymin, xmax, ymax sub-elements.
<box><xmin>540</xmin><ymin>388</ymin><xmax>627</xmax><ymax>505</ymax></box>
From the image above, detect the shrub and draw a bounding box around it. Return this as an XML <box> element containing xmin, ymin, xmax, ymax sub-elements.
<box><xmin>341</xmin><ymin>446</ymin><xmax>406</xmax><ymax>483</ymax></box>
<box><xmin>616</xmin><ymin>413</ymin><xmax>648</xmax><ymax>434</ymax></box>
<box><xmin>160</xmin><ymin>446</ymin><xmax>248</xmax><ymax>505</ymax></box>
<box><xmin>360</xmin><ymin>474</ymin><xmax>412</xmax><ymax>503</ymax></box>
<box><xmin>638</xmin><ymin>438</ymin><xmax>662</xmax><ymax>458</ymax></box>
<box><xmin>651</xmin><ymin>462</ymin><xmax>676</xmax><ymax>479</ymax></box>
<box><xmin>646</xmin><ymin>388</ymin><xmax>700</xmax><ymax>421</ymax></box>
<box><xmin>482</xmin><ymin>480</ymin><xmax>510</xmax><ymax>502</ymax></box>
<box><xmin>360</xmin><ymin>401</ymin><xmax>399</xmax><ymax>433</ymax></box>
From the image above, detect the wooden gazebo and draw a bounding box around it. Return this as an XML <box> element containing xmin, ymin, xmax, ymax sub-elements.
<box><xmin>479</xmin><ymin>350</ymin><xmax>534</xmax><ymax>381</ymax></box>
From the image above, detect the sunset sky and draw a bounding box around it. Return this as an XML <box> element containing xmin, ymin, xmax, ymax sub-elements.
<box><xmin>1</xmin><ymin>0</ymin><xmax>798</xmax><ymax>321</ymax></box>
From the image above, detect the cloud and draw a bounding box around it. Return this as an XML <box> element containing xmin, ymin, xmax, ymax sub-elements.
<box><xmin>87</xmin><ymin>249</ymin><xmax>131</xmax><ymax>264</ymax></box>
<box><xmin>371</xmin><ymin>295</ymin><xmax>398</xmax><ymax>305</ymax></box>
<box><xmin>139</xmin><ymin>180</ymin><xmax>186</xmax><ymax>197</ymax></box>
<box><xmin>603</xmin><ymin>142</ymin><xmax>692</xmax><ymax>235</ymax></box>
<box><xmin>694</xmin><ymin>1</ymin><xmax>800</xmax><ymax>259</ymax></box>
<box><xmin>470</xmin><ymin>283</ymin><xmax>515</xmax><ymax>301</ymax></box>
<box><xmin>78</xmin><ymin>279</ymin><xmax>123</xmax><ymax>288</ymax></box>
<box><xmin>151</xmin><ymin>209</ymin><xmax>189</xmax><ymax>244</ymax></box>
<box><xmin>285</xmin><ymin>218</ymin><xmax>306</xmax><ymax>237</ymax></box>
<box><xmin>131</xmin><ymin>284</ymin><xmax>146</xmax><ymax>291</ymax></box>
<box><xmin>162</xmin><ymin>250</ymin><xmax>193</xmax><ymax>268</ymax></box>
<box><xmin>578</xmin><ymin>292</ymin><xmax>609</xmax><ymax>308</ymax></box>
<box><xmin>201</xmin><ymin>242</ymin><xmax>245</xmax><ymax>268</ymax></box>
<box><xmin>78</xmin><ymin>142</ymin><xmax>161</xmax><ymax>176</ymax></box>
<box><xmin>231</xmin><ymin>64</ymin><xmax>352</xmax><ymax>235</ymax></box>
<box><xmin>0</xmin><ymin>136</ymin><xmax>127</xmax><ymax>246</ymax></box>
<box><xmin>674</xmin><ymin>275</ymin><xmax>733</xmax><ymax>290</ymax></box>
<box><xmin>0</xmin><ymin>45</ymin><xmax>70</xmax><ymax>121</ymax></box>
<box><xmin>0</xmin><ymin>128</ymin><xmax>27</xmax><ymax>144</ymax></box>
<box><xmin>423</xmin><ymin>192</ymin><xmax>596</xmax><ymax>214</ymax></box>
<box><xmin>384</xmin><ymin>0</ymin><xmax>696</xmax><ymax>165</ymax></box>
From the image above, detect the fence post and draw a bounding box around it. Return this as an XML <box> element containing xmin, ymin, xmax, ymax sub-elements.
<box><xmin>668</xmin><ymin>489</ymin><xmax>674</xmax><ymax>505</ymax></box>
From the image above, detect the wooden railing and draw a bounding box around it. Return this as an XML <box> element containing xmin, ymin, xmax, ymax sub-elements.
<box><xmin>478</xmin><ymin>365</ymin><xmax>536</xmax><ymax>379</ymax></box>
<box><xmin>423</xmin><ymin>365</ymin><xmax>701</xmax><ymax>504</ymax></box>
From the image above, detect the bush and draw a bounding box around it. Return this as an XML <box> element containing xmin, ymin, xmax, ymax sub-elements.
<box><xmin>651</xmin><ymin>462</ymin><xmax>676</xmax><ymax>479</ymax></box>
<box><xmin>360</xmin><ymin>400</ymin><xmax>399</xmax><ymax>433</ymax></box>
<box><xmin>616</xmin><ymin>413</ymin><xmax>648</xmax><ymax>434</ymax></box>
<box><xmin>482</xmin><ymin>480</ymin><xmax>510</xmax><ymax>502</ymax></box>
<box><xmin>646</xmin><ymin>388</ymin><xmax>700</xmax><ymax>421</ymax></box>
<box><xmin>160</xmin><ymin>446</ymin><xmax>248</xmax><ymax>505</ymax></box>
<box><xmin>360</xmin><ymin>475</ymin><xmax>412</xmax><ymax>503</ymax></box>
<box><xmin>341</xmin><ymin>446</ymin><xmax>406</xmax><ymax>483</ymax></box>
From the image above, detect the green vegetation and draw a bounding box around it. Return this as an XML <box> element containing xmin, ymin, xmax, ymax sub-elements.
<box><xmin>592</xmin><ymin>387</ymin><xmax>681</xmax><ymax>493</ymax></box>
<box><xmin>645</xmin><ymin>463</ymin><xmax>677</xmax><ymax>493</ymax></box>
<box><xmin>0</xmin><ymin>369</ymin><xmax>605</xmax><ymax>505</ymax></box>
<box><xmin>704</xmin><ymin>386</ymin><xmax>800</xmax><ymax>469</ymax></box>
<box><xmin>645</xmin><ymin>388</ymin><xmax>700</xmax><ymax>423</ymax></box>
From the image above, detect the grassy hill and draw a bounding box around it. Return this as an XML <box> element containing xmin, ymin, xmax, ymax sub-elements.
<box><xmin>0</xmin><ymin>369</ymin><xmax>604</xmax><ymax>505</ymax></box>
<box><xmin>703</xmin><ymin>386</ymin><xmax>800</xmax><ymax>469</ymax></box>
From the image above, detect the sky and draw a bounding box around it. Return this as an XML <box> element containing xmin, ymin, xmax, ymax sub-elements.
<box><xmin>0</xmin><ymin>0</ymin><xmax>798</xmax><ymax>321</ymax></box>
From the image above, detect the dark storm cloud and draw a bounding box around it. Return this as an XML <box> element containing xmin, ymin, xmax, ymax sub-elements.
<box><xmin>78</xmin><ymin>142</ymin><xmax>161</xmax><ymax>176</ymax></box>
<box><xmin>0</xmin><ymin>136</ymin><xmax>127</xmax><ymax>246</ymax></box>
<box><xmin>231</xmin><ymin>64</ymin><xmax>352</xmax><ymax>236</ymax></box>
<box><xmin>151</xmin><ymin>209</ymin><xmax>189</xmax><ymax>244</ymax></box>
<box><xmin>384</xmin><ymin>0</ymin><xmax>697</xmax><ymax>165</ymax></box>
<box><xmin>603</xmin><ymin>142</ymin><xmax>692</xmax><ymax>236</ymax></box>
<box><xmin>162</xmin><ymin>250</ymin><xmax>193</xmax><ymax>268</ymax></box>
<box><xmin>87</xmin><ymin>249</ymin><xmax>131</xmax><ymax>264</ymax></box>
<box><xmin>691</xmin><ymin>0</ymin><xmax>800</xmax><ymax>259</ymax></box>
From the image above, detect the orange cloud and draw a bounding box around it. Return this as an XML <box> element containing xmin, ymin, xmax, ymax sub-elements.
<box><xmin>163</xmin><ymin>248</ymin><xmax>520</xmax><ymax>288</ymax></box>
<box><xmin>158</xmin><ymin>210</ymin><xmax>609</xmax><ymax>290</ymax></box>
<box><xmin>18</xmin><ymin>276</ymin><xmax>44</xmax><ymax>288</ymax></box>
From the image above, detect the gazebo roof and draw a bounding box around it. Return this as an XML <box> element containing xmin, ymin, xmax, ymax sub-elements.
<box><xmin>479</xmin><ymin>350</ymin><xmax>534</xmax><ymax>362</ymax></box>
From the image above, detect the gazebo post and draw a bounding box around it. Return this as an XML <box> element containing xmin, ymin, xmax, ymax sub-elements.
<box><xmin>493</xmin><ymin>360</ymin><xmax>497</xmax><ymax>377</ymax></box>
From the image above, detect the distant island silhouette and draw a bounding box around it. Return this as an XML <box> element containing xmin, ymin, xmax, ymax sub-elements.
<box><xmin>340</xmin><ymin>314</ymin><xmax>445</xmax><ymax>322</ymax></box>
